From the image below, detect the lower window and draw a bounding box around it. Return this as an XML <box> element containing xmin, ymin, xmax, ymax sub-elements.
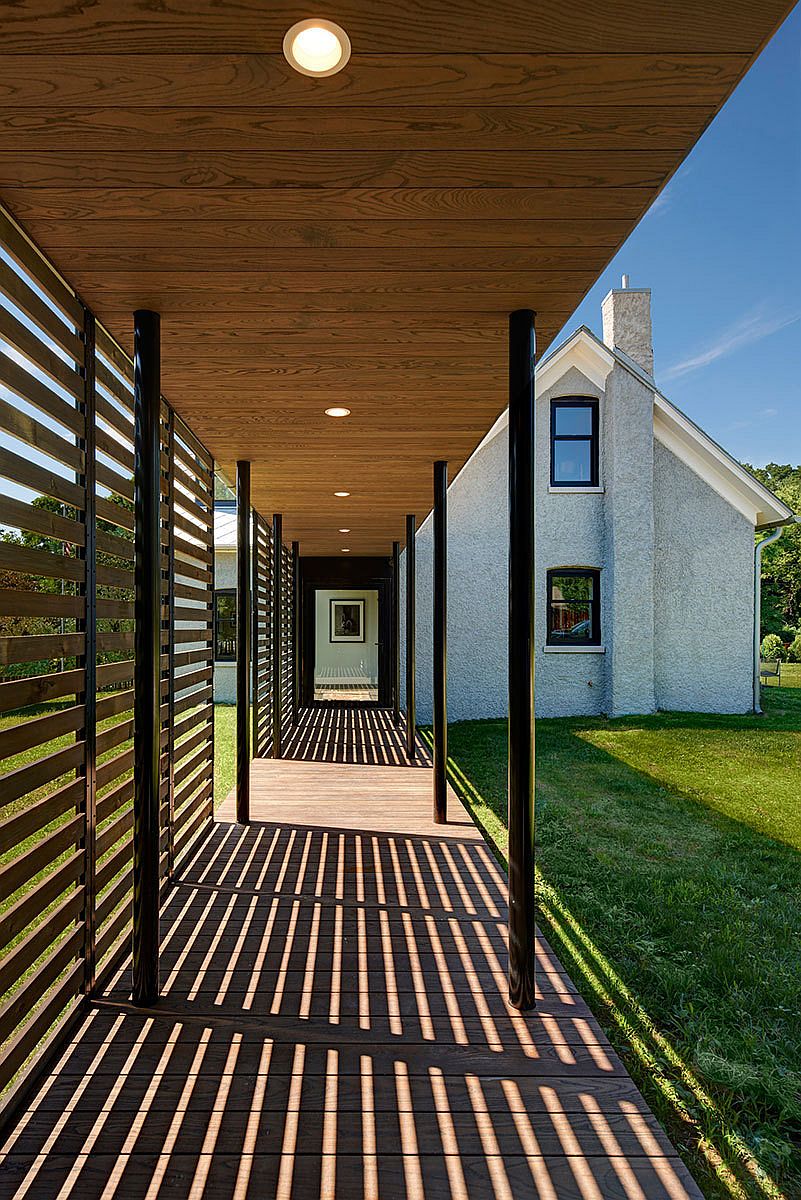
<box><xmin>546</xmin><ymin>568</ymin><xmax>600</xmax><ymax>646</ymax></box>
<box><xmin>214</xmin><ymin>589</ymin><xmax>237</xmax><ymax>661</ymax></box>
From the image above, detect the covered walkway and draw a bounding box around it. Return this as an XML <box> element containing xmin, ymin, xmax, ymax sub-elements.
<box><xmin>1</xmin><ymin>718</ymin><xmax>701</xmax><ymax>1199</ymax></box>
<box><xmin>1</xmin><ymin>4</ymin><xmax>793</xmax><ymax>1191</ymax></box>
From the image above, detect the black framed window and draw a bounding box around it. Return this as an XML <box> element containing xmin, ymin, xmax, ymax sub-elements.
<box><xmin>214</xmin><ymin>589</ymin><xmax>236</xmax><ymax>661</ymax></box>
<box><xmin>550</xmin><ymin>398</ymin><xmax>599</xmax><ymax>487</ymax></box>
<box><xmin>546</xmin><ymin>569</ymin><xmax>601</xmax><ymax>645</ymax></box>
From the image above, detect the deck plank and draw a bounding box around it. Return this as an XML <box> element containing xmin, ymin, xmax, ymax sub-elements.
<box><xmin>0</xmin><ymin>707</ymin><xmax>703</xmax><ymax>1199</ymax></box>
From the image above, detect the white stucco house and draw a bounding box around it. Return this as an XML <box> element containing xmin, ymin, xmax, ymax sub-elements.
<box><xmin>211</xmin><ymin>281</ymin><xmax>794</xmax><ymax>721</ymax></box>
<box><xmin>404</xmin><ymin>282</ymin><xmax>794</xmax><ymax>722</ymax></box>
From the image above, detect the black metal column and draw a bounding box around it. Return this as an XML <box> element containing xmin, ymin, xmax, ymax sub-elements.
<box><xmin>80</xmin><ymin>309</ymin><xmax>97</xmax><ymax>996</ymax></box>
<box><xmin>405</xmin><ymin>514</ymin><xmax>416</xmax><ymax>760</ymax></box>
<box><xmin>292</xmin><ymin>541</ymin><xmax>301</xmax><ymax>725</ymax></box>
<box><xmin>272</xmin><ymin>513</ymin><xmax>283</xmax><ymax>757</ymax></box>
<box><xmin>508</xmin><ymin>308</ymin><xmax>537</xmax><ymax>1011</ymax></box>
<box><xmin>433</xmin><ymin>461</ymin><xmax>448</xmax><ymax>824</ymax></box>
<box><xmin>392</xmin><ymin>540</ymin><xmax>401</xmax><ymax>725</ymax></box>
<box><xmin>132</xmin><ymin>308</ymin><xmax>161</xmax><ymax>1007</ymax></box>
<box><xmin>236</xmin><ymin>461</ymin><xmax>251</xmax><ymax>824</ymax></box>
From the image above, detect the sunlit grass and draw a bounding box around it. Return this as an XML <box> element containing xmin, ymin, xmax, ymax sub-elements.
<box><xmin>214</xmin><ymin>703</ymin><xmax>236</xmax><ymax>808</ymax></box>
<box><xmin>425</xmin><ymin>687</ymin><xmax>801</xmax><ymax>1200</ymax></box>
<box><xmin>763</xmin><ymin>663</ymin><xmax>800</xmax><ymax>689</ymax></box>
<box><xmin>1</xmin><ymin>701</ymin><xmax>234</xmax><ymax>987</ymax></box>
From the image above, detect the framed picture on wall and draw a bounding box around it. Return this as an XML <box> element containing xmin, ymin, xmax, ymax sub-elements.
<box><xmin>330</xmin><ymin>598</ymin><xmax>365</xmax><ymax>643</ymax></box>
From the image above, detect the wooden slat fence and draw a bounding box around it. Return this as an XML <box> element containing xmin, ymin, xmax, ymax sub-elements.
<box><xmin>251</xmin><ymin>516</ymin><xmax>297</xmax><ymax>757</ymax></box>
<box><xmin>280</xmin><ymin>540</ymin><xmax>295</xmax><ymax>739</ymax></box>
<box><xmin>166</xmin><ymin>412</ymin><xmax>214</xmax><ymax>872</ymax></box>
<box><xmin>252</xmin><ymin>512</ymin><xmax>273</xmax><ymax>758</ymax></box>
<box><xmin>91</xmin><ymin>321</ymin><xmax>137</xmax><ymax>988</ymax></box>
<box><xmin>0</xmin><ymin>205</ymin><xmax>216</xmax><ymax>1126</ymax></box>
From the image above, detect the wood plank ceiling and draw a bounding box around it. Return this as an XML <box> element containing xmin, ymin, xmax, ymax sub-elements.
<box><xmin>0</xmin><ymin>1</ymin><xmax>792</xmax><ymax>553</ymax></box>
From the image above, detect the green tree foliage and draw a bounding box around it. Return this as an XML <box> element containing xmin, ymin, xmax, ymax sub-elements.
<box><xmin>760</xmin><ymin>633</ymin><xmax>786</xmax><ymax>663</ymax></box>
<box><xmin>214</xmin><ymin>474</ymin><xmax>235</xmax><ymax>502</ymax></box>
<box><xmin>788</xmin><ymin>634</ymin><xmax>801</xmax><ymax>664</ymax></box>
<box><xmin>743</xmin><ymin>463</ymin><xmax>801</xmax><ymax>637</ymax></box>
<box><xmin>0</xmin><ymin>495</ymin><xmax>78</xmax><ymax>679</ymax></box>
<box><xmin>0</xmin><ymin>492</ymin><xmax>134</xmax><ymax>680</ymax></box>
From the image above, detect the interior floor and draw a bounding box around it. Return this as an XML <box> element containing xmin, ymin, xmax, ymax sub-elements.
<box><xmin>313</xmin><ymin>684</ymin><xmax>379</xmax><ymax>702</ymax></box>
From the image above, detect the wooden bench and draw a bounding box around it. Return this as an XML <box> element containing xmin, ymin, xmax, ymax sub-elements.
<box><xmin>760</xmin><ymin>659</ymin><xmax>782</xmax><ymax>686</ymax></box>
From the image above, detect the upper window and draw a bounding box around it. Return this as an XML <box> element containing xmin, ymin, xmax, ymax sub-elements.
<box><xmin>547</xmin><ymin>569</ymin><xmax>601</xmax><ymax>646</ymax></box>
<box><xmin>550</xmin><ymin>398</ymin><xmax>599</xmax><ymax>487</ymax></box>
<box><xmin>214</xmin><ymin>589</ymin><xmax>236</xmax><ymax>662</ymax></box>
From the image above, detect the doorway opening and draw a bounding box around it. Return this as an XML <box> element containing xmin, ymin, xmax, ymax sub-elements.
<box><xmin>301</xmin><ymin>555</ymin><xmax>392</xmax><ymax>708</ymax></box>
<box><xmin>314</xmin><ymin>588</ymin><xmax>379</xmax><ymax>701</ymax></box>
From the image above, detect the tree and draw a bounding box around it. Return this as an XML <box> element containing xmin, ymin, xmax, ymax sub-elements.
<box><xmin>761</xmin><ymin>633</ymin><xmax>787</xmax><ymax>663</ymax></box>
<box><xmin>214</xmin><ymin>475</ymin><xmax>235</xmax><ymax>501</ymax></box>
<box><xmin>743</xmin><ymin>463</ymin><xmax>801</xmax><ymax>637</ymax></box>
<box><xmin>0</xmin><ymin>492</ymin><xmax>135</xmax><ymax>680</ymax></box>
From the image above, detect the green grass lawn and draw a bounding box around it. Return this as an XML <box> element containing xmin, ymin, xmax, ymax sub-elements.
<box><xmin>763</xmin><ymin>662</ymin><xmax>801</xmax><ymax>689</ymax></box>
<box><xmin>214</xmin><ymin>702</ymin><xmax>236</xmax><ymax>807</ymax></box>
<box><xmin>2</xmin><ymin>703</ymin><xmax>237</xmax><ymax>807</ymax></box>
<box><xmin>0</xmin><ymin>701</ymin><xmax>238</xmax><ymax>822</ymax></box>
<box><xmin>434</xmin><ymin>687</ymin><xmax>801</xmax><ymax>1200</ymax></box>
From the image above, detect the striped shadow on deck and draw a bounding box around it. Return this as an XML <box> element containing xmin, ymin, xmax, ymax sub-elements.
<box><xmin>282</xmin><ymin>706</ymin><xmax>432</xmax><ymax>767</ymax></box>
<box><xmin>0</xmin><ymin>756</ymin><xmax>702</xmax><ymax>1198</ymax></box>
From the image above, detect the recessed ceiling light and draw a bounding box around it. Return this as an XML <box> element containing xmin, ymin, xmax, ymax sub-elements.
<box><xmin>341</xmin><ymin>547</ymin><xmax>350</xmax><ymax>553</ymax></box>
<box><xmin>339</xmin><ymin>527</ymin><xmax>350</xmax><ymax>533</ymax></box>
<box><xmin>283</xmin><ymin>19</ymin><xmax>351</xmax><ymax>77</ymax></box>
<box><xmin>325</xmin><ymin>406</ymin><xmax>351</xmax><ymax>418</ymax></box>
<box><xmin>334</xmin><ymin>491</ymin><xmax>350</xmax><ymax>497</ymax></box>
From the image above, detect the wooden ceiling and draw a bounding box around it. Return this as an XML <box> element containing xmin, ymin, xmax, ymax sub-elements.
<box><xmin>0</xmin><ymin>1</ymin><xmax>792</xmax><ymax>553</ymax></box>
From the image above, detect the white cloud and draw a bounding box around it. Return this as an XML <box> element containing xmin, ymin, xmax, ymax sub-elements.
<box><xmin>648</xmin><ymin>188</ymin><xmax>672</xmax><ymax>216</ymax></box>
<box><xmin>644</xmin><ymin>164</ymin><xmax>691</xmax><ymax>219</ymax></box>
<box><xmin>663</xmin><ymin>307</ymin><xmax>800</xmax><ymax>382</ymax></box>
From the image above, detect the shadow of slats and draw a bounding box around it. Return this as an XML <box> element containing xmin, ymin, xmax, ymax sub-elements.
<box><xmin>0</xmin><ymin>774</ymin><xmax>702</xmax><ymax>1200</ymax></box>
<box><xmin>281</xmin><ymin>707</ymin><xmax>432</xmax><ymax>767</ymax></box>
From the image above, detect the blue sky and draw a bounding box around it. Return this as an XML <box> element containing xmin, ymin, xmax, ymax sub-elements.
<box><xmin>561</xmin><ymin>5</ymin><xmax>801</xmax><ymax>469</ymax></box>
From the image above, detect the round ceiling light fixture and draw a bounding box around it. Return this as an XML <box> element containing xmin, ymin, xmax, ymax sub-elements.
<box><xmin>341</xmin><ymin>547</ymin><xmax>351</xmax><ymax>553</ymax></box>
<box><xmin>325</xmin><ymin>406</ymin><xmax>351</xmax><ymax>418</ymax></box>
<box><xmin>338</xmin><ymin>527</ymin><xmax>350</xmax><ymax>533</ymax></box>
<box><xmin>334</xmin><ymin>490</ymin><xmax>350</xmax><ymax>497</ymax></box>
<box><xmin>283</xmin><ymin>19</ymin><xmax>351</xmax><ymax>77</ymax></box>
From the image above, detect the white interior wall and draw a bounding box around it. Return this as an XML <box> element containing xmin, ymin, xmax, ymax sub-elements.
<box><xmin>314</xmin><ymin>588</ymin><xmax>379</xmax><ymax>683</ymax></box>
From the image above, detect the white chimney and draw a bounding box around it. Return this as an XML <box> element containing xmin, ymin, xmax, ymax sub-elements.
<box><xmin>602</xmin><ymin>275</ymin><xmax>653</xmax><ymax>377</ymax></box>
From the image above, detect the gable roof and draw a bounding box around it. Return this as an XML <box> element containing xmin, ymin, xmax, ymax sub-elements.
<box><xmin>480</xmin><ymin>324</ymin><xmax>794</xmax><ymax>530</ymax></box>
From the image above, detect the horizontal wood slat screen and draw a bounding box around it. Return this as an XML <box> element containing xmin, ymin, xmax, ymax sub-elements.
<box><xmin>92</xmin><ymin>320</ymin><xmax>136</xmax><ymax>989</ymax></box>
<box><xmin>0</xmin><ymin>209</ymin><xmax>88</xmax><ymax>1114</ymax></box>
<box><xmin>169</xmin><ymin>413</ymin><xmax>214</xmax><ymax>871</ymax></box>
<box><xmin>0</xmin><ymin>204</ymin><xmax>215</xmax><ymax>1123</ymax></box>
<box><xmin>280</xmin><ymin>542</ymin><xmax>294</xmax><ymax>743</ymax></box>
<box><xmin>252</xmin><ymin>512</ymin><xmax>273</xmax><ymax>759</ymax></box>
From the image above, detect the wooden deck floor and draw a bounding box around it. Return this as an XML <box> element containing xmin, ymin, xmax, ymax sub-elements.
<box><xmin>0</xmin><ymin>718</ymin><xmax>702</xmax><ymax>1198</ymax></box>
<box><xmin>282</xmin><ymin>707</ymin><xmax>432</xmax><ymax>767</ymax></box>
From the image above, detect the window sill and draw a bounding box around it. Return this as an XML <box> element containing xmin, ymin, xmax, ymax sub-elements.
<box><xmin>543</xmin><ymin>645</ymin><xmax>605</xmax><ymax>654</ymax></box>
<box><xmin>548</xmin><ymin>485</ymin><xmax>604</xmax><ymax>494</ymax></box>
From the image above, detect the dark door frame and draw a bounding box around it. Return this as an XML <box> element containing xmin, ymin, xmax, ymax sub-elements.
<box><xmin>300</xmin><ymin>556</ymin><xmax>393</xmax><ymax>708</ymax></box>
